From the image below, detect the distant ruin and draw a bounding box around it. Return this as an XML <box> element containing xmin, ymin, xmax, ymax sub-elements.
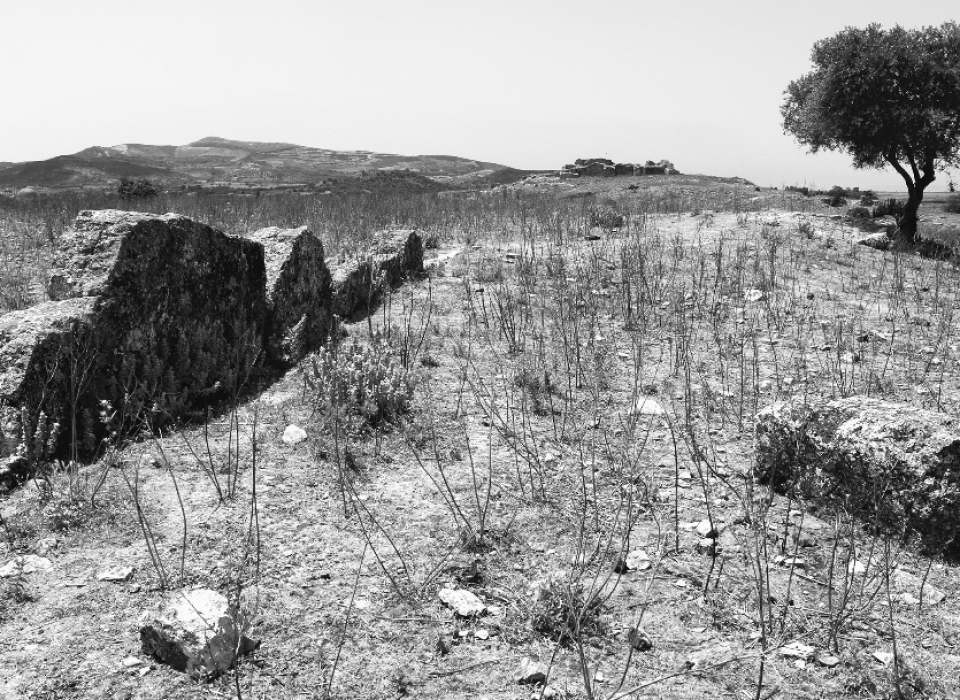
<box><xmin>559</xmin><ymin>158</ymin><xmax>679</xmax><ymax>179</ymax></box>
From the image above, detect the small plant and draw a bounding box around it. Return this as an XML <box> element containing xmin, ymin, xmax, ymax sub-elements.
<box><xmin>530</xmin><ymin>573</ymin><xmax>606</xmax><ymax>646</ymax></box>
<box><xmin>307</xmin><ymin>336</ymin><xmax>415</xmax><ymax>427</ymax></box>
<box><xmin>40</xmin><ymin>490</ymin><xmax>95</xmax><ymax>532</ymax></box>
<box><xmin>0</xmin><ymin>569</ymin><xmax>33</xmax><ymax>622</ymax></box>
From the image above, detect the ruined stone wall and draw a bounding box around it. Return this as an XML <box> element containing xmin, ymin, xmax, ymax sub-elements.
<box><xmin>0</xmin><ymin>211</ymin><xmax>424</xmax><ymax>488</ymax></box>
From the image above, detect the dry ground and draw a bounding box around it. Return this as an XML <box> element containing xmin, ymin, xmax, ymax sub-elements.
<box><xmin>4</xmin><ymin>198</ymin><xmax>960</xmax><ymax>700</ymax></box>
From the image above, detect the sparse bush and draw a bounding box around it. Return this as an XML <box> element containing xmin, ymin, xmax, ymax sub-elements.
<box><xmin>514</xmin><ymin>367</ymin><xmax>560</xmax><ymax>416</ymax></box>
<box><xmin>589</xmin><ymin>206</ymin><xmax>625</xmax><ymax>230</ymax></box>
<box><xmin>944</xmin><ymin>194</ymin><xmax>960</xmax><ymax>214</ymax></box>
<box><xmin>530</xmin><ymin>574</ymin><xmax>606</xmax><ymax>646</ymax></box>
<box><xmin>307</xmin><ymin>336</ymin><xmax>415</xmax><ymax>426</ymax></box>
<box><xmin>848</xmin><ymin>205</ymin><xmax>871</xmax><ymax>219</ymax></box>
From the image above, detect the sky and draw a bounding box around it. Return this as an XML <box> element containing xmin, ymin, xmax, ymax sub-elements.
<box><xmin>2</xmin><ymin>1</ymin><xmax>957</xmax><ymax>190</ymax></box>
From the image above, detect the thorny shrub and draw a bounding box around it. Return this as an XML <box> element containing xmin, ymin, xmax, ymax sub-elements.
<box><xmin>307</xmin><ymin>336</ymin><xmax>415</xmax><ymax>428</ymax></box>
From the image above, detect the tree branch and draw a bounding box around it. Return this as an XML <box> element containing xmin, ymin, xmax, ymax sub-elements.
<box><xmin>886</xmin><ymin>152</ymin><xmax>916</xmax><ymax>193</ymax></box>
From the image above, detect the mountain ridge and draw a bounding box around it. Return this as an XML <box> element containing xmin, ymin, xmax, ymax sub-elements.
<box><xmin>0</xmin><ymin>137</ymin><xmax>518</xmax><ymax>189</ymax></box>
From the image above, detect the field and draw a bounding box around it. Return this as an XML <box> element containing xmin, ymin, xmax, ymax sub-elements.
<box><xmin>3</xmin><ymin>179</ymin><xmax>960</xmax><ymax>699</ymax></box>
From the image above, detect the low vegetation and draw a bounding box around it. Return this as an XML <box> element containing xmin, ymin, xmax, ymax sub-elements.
<box><xmin>2</xmin><ymin>177</ymin><xmax>960</xmax><ymax>699</ymax></box>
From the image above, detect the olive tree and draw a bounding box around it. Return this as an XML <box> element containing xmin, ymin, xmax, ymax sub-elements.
<box><xmin>782</xmin><ymin>22</ymin><xmax>960</xmax><ymax>241</ymax></box>
<box><xmin>117</xmin><ymin>176</ymin><xmax>159</xmax><ymax>201</ymax></box>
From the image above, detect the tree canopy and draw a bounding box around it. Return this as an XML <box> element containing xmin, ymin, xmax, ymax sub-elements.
<box><xmin>782</xmin><ymin>22</ymin><xmax>960</xmax><ymax>239</ymax></box>
<box><xmin>117</xmin><ymin>176</ymin><xmax>160</xmax><ymax>201</ymax></box>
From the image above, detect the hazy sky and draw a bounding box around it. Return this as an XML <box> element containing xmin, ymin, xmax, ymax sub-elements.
<box><xmin>3</xmin><ymin>1</ymin><xmax>957</xmax><ymax>190</ymax></box>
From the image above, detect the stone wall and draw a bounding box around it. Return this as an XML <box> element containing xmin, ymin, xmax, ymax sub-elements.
<box><xmin>247</xmin><ymin>226</ymin><xmax>331</xmax><ymax>367</ymax></box>
<box><xmin>0</xmin><ymin>211</ymin><xmax>424</xmax><ymax>489</ymax></box>
<box><xmin>329</xmin><ymin>228</ymin><xmax>424</xmax><ymax>319</ymax></box>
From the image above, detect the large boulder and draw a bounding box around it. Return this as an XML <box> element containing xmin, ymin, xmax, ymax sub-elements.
<box><xmin>755</xmin><ymin>397</ymin><xmax>960</xmax><ymax>554</ymax></box>
<box><xmin>330</xmin><ymin>228</ymin><xmax>424</xmax><ymax>319</ymax></box>
<box><xmin>1</xmin><ymin>210</ymin><xmax>267</xmax><ymax>465</ymax></box>
<box><xmin>247</xmin><ymin>226</ymin><xmax>331</xmax><ymax>366</ymax></box>
<box><xmin>140</xmin><ymin>588</ymin><xmax>256</xmax><ymax>679</ymax></box>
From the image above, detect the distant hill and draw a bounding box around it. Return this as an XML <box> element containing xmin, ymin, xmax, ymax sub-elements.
<box><xmin>0</xmin><ymin>137</ymin><xmax>522</xmax><ymax>190</ymax></box>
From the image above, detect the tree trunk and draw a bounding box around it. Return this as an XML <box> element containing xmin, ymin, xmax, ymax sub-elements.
<box><xmin>899</xmin><ymin>189</ymin><xmax>923</xmax><ymax>242</ymax></box>
<box><xmin>885</xmin><ymin>154</ymin><xmax>934</xmax><ymax>244</ymax></box>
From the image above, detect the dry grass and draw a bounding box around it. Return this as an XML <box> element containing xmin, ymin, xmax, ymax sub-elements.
<box><xmin>2</xmin><ymin>182</ymin><xmax>960</xmax><ymax>699</ymax></box>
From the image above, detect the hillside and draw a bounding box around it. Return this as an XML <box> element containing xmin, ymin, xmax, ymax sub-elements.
<box><xmin>0</xmin><ymin>137</ymin><xmax>518</xmax><ymax>190</ymax></box>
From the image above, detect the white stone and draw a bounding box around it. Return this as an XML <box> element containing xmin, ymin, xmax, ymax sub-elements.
<box><xmin>780</xmin><ymin>641</ymin><xmax>815</xmax><ymax>660</ymax></box>
<box><xmin>281</xmin><ymin>425</ymin><xmax>307</xmax><ymax>446</ymax></box>
<box><xmin>625</xmin><ymin>549</ymin><xmax>651</xmax><ymax>571</ymax></box>
<box><xmin>139</xmin><ymin>588</ymin><xmax>256</xmax><ymax>679</ymax></box>
<box><xmin>631</xmin><ymin>397</ymin><xmax>665</xmax><ymax>416</ymax></box>
<box><xmin>98</xmin><ymin>566</ymin><xmax>134</xmax><ymax>582</ymax></box>
<box><xmin>695</xmin><ymin>520</ymin><xmax>717</xmax><ymax>537</ymax></box>
<box><xmin>439</xmin><ymin>587</ymin><xmax>485</xmax><ymax>617</ymax></box>
<box><xmin>872</xmin><ymin>650</ymin><xmax>894</xmax><ymax>665</ymax></box>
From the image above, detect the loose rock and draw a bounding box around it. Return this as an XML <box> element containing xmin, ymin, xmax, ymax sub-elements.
<box><xmin>282</xmin><ymin>425</ymin><xmax>308</xmax><ymax>446</ymax></box>
<box><xmin>97</xmin><ymin>566</ymin><xmax>134</xmax><ymax>582</ymax></box>
<box><xmin>515</xmin><ymin>658</ymin><xmax>547</xmax><ymax>685</ymax></box>
<box><xmin>140</xmin><ymin>588</ymin><xmax>257</xmax><ymax>679</ymax></box>
<box><xmin>438</xmin><ymin>587</ymin><xmax>485</xmax><ymax>617</ymax></box>
<box><xmin>624</xmin><ymin>549</ymin><xmax>651</xmax><ymax>571</ymax></box>
<box><xmin>755</xmin><ymin>397</ymin><xmax>960</xmax><ymax>554</ymax></box>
